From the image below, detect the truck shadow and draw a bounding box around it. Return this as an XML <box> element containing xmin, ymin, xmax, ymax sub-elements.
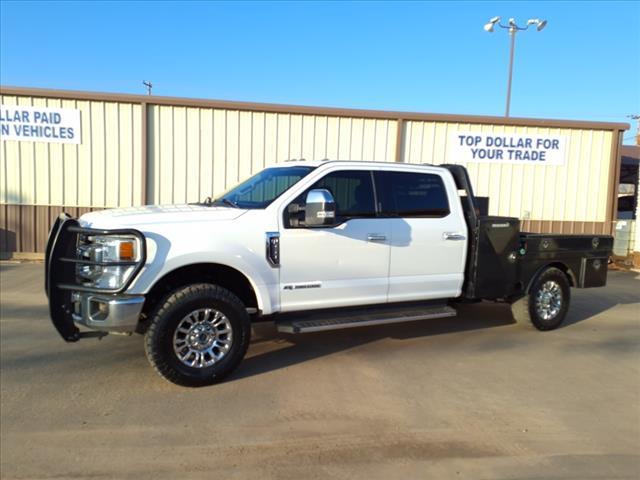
<box><xmin>563</xmin><ymin>277</ymin><xmax>639</xmax><ymax>327</ymax></box>
<box><xmin>234</xmin><ymin>289</ymin><xmax>637</xmax><ymax>383</ymax></box>
<box><xmin>234</xmin><ymin>305</ymin><xmax>508</xmax><ymax>381</ymax></box>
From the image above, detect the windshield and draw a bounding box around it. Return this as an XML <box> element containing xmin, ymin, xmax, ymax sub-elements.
<box><xmin>216</xmin><ymin>166</ymin><xmax>315</xmax><ymax>209</ymax></box>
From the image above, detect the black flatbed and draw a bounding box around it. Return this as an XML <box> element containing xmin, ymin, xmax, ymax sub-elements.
<box><xmin>441</xmin><ymin>165</ymin><xmax>613</xmax><ymax>301</ymax></box>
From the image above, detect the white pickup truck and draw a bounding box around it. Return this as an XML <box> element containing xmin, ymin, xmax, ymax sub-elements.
<box><xmin>46</xmin><ymin>161</ymin><xmax>612</xmax><ymax>386</ymax></box>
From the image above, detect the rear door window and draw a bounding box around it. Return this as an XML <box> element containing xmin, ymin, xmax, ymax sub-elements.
<box><xmin>375</xmin><ymin>171</ymin><xmax>450</xmax><ymax>217</ymax></box>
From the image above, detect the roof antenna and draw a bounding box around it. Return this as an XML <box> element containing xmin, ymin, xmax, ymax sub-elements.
<box><xmin>142</xmin><ymin>80</ymin><xmax>153</xmax><ymax>96</ymax></box>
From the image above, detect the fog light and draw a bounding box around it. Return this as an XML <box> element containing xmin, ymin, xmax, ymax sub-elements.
<box><xmin>89</xmin><ymin>299</ymin><xmax>109</xmax><ymax>321</ymax></box>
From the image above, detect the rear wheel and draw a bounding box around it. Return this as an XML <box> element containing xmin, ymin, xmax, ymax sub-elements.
<box><xmin>144</xmin><ymin>283</ymin><xmax>251</xmax><ymax>387</ymax></box>
<box><xmin>510</xmin><ymin>267</ymin><xmax>570</xmax><ymax>331</ymax></box>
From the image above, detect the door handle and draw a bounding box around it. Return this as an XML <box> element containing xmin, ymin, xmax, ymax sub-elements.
<box><xmin>443</xmin><ymin>232</ymin><xmax>466</xmax><ymax>241</ymax></box>
<box><xmin>367</xmin><ymin>234</ymin><xmax>387</xmax><ymax>242</ymax></box>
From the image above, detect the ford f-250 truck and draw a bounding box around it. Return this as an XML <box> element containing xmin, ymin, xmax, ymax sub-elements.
<box><xmin>45</xmin><ymin>161</ymin><xmax>613</xmax><ymax>386</ymax></box>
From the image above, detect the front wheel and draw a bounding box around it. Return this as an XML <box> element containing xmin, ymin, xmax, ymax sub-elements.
<box><xmin>510</xmin><ymin>267</ymin><xmax>571</xmax><ymax>331</ymax></box>
<box><xmin>144</xmin><ymin>283</ymin><xmax>251</xmax><ymax>387</ymax></box>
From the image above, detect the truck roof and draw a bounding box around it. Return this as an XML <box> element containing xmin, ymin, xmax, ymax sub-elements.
<box><xmin>270</xmin><ymin>159</ymin><xmax>446</xmax><ymax>170</ymax></box>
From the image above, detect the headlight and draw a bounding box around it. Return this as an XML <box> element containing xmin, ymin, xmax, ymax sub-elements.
<box><xmin>76</xmin><ymin>235</ymin><xmax>142</xmax><ymax>290</ymax></box>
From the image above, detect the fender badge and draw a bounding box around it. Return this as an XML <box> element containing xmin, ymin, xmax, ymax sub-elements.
<box><xmin>283</xmin><ymin>282</ymin><xmax>322</xmax><ymax>291</ymax></box>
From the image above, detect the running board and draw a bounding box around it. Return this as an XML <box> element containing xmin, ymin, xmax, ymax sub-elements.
<box><xmin>276</xmin><ymin>305</ymin><xmax>457</xmax><ymax>334</ymax></box>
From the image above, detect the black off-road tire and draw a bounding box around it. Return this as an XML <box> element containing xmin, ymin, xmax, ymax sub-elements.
<box><xmin>510</xmin><ymin>267</ymin><xmax>571</xmax><ymax>331</ymax></box>
<box><xmin>144</xmin><ymin>283</ymin><xmax>251</xmax><ymax>387</ymax></box>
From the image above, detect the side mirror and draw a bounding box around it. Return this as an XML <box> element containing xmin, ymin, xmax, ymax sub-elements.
<box><xmin>304</xmin><ymin>189</ymin><xmax>337</xmax><ymax>227</ymax></box>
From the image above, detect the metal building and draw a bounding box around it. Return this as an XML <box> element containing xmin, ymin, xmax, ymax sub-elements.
<box><xmin>0</xmin><ymin>86</ymin><xmax>630</xmax><ymax>258</ymax></box>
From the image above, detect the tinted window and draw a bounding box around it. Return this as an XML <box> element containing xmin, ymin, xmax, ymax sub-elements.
<box><xmin>311</xmin><ymin>170</ymin><xmax>376</xmax><ymax>217</ymax></box>
<box><xmin>287</xmin><ymin>170</ymin><xmax>376</xmax><ymax>228</ymax></box>
<box><xmin>375</xmin><ymin>171</ymin><xmax>449</xmax><ymax>217</ymax></box>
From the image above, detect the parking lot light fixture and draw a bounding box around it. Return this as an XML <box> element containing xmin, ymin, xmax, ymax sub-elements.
<box><xmin>484</xmin><ymin>16</ymin><xmax>548</xmax><ymax>117</ymax></box>
<box><xmin>484</xmin><ymin>16</ymin><xmax>500</xmax><ymax>32</ymax></box>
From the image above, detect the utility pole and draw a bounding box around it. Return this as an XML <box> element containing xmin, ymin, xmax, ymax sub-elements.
<box><xmin>627</xmin><ymin>115</ymin><xmax>640</xmax><ymax>145</ymax></box>
<box><xmin>142</xmin><ymin>80</ymin><xmax>153</xmax><ymax>96</ymax></box>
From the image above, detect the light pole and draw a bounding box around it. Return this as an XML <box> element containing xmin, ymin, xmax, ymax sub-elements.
<box><xmin>484</xmin><ymin>17</ymin><xmax>547</xmax><ymax>117</ymax></box>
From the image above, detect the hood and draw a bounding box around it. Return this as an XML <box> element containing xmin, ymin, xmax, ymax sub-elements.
<box><xmin>79</xmin><ymin>204</ymin><xmax>248</xmax><ymax>229</ymax></box>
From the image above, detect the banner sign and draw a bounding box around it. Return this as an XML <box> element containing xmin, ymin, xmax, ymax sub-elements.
<box><xmin>0</xmin><ymin>104</ymin><xmax>81</xmax><ymax>144</ymax></box>
<box><xmin>448</xmin><ymin>131</ymin><xmax>567</xmax><ymax>165</ymax></box>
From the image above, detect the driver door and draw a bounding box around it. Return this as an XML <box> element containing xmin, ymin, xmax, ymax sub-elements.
<box><xmin>278</xmin><ymin>169</ymin><xmax>391</xmax><ymax>312</ymax></box>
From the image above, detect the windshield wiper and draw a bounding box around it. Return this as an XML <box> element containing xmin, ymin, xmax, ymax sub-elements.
<box><xmin>218</xmin><ymin>198</ymin><xmax>239</xmax><ymax>209</ymax></box>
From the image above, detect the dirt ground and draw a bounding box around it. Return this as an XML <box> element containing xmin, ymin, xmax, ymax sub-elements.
<box><xmin>1</xmin><ymin>263</ymin><xmax>638</xmax><ymax>479</ymax></box>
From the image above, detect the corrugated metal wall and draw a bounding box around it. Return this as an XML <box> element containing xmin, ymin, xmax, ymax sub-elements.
<box><xmin>402</xmin><ymin>121</ymin><xmax>613</xmax><ymax>222</ymax></box>
<box><xmin>0</xmin><ymin>204</ymin><xmax>95</xmax><ymax>255</ymax></box>
<box><xmin>0</xmin><ymin>94</ymin><xmax>143</xmax><ymax>208</ymax></box>
<box><xmin>148</xmin><ymin>105</ymin><xmax>396</xmax><ymax>204</ymax></box>
<box><xmin>0</xmin><ymin>88</ymin><xmax>626</xmax><ymax>255</ymax></box>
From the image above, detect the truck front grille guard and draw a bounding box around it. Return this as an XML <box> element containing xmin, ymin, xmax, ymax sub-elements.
<box><xmin>45</xmin><ymin>214</ymin><xmax>147</xmax><ymax>341</ymax></box>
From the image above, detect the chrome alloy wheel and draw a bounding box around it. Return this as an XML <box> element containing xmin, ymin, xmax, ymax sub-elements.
<box><xmin>534</xmin><ymin>280</ymin><xmax>563</xmax><ymax>321</ymax></box>
<box><xmin>173</xmin><ymin>308</ymin><xmax>233</xmax><ymax>368</ymax></box>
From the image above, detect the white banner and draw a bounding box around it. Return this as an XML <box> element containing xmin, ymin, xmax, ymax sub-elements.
<box><xmin>0</xmin><ymin>104</ymin><xmax>81</xmax><ymax>144</ymax></box>
<box><xmin>447</xmin><ymin>131</ymin><xmax>567</xmax><ymax>165</ymax></box>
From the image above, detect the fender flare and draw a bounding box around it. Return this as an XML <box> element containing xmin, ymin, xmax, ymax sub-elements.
<box><xmin>525</xmin><ymin>262</ymin><xmax>576</xmax><ymax>293</ymax></box>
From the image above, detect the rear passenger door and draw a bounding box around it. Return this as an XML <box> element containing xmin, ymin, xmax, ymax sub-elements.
<box><xmin>374</xmin><ymin>170</ymin><xmax>467</xmax><ymax>303</ymax></box>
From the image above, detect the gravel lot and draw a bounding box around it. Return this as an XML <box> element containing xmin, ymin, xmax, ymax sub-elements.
<box><xmin>1</xmin><ymin>263</ymin><xmax>639</xmax><ymax>479</ymax></box>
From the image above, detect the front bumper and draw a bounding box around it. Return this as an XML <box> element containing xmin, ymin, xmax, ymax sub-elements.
<box><xmin>71</xmin><ymin>292</ymin><xmax>145</xmax><ymax>334</ymax></box>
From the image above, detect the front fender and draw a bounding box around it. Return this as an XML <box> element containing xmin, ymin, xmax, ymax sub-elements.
<box><xmin>126</xmin><ymin>230</ymin><xmax>279</xmax><ymax>314</ymax></box>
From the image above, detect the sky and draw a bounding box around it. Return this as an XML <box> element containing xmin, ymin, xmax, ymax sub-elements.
<box><xmin>1</xmin><ymin>1</ymin><xmax>639</xmax><ymax>143</ymax></box>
